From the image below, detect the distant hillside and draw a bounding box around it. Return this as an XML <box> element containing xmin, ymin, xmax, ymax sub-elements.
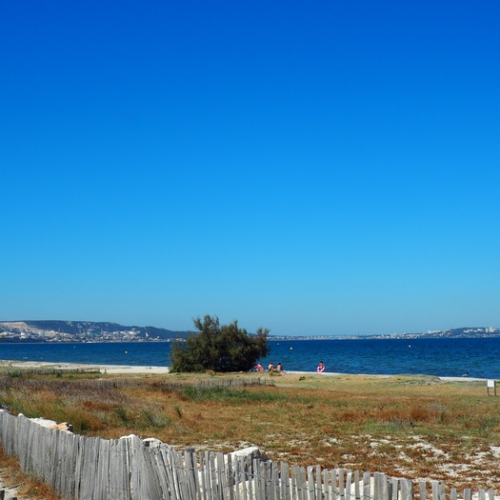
<box><xmin>440</xmin><ymin>327</ymin><xmax>500</xmax><ymax>337</ymax></box>
<box><xmin>270</xmin><ymin>326</ymin><xmax>500</xmax><ymax>341</ymax></box>
<box><xmin>1</xmin><ymin>321</ymin><xmax>499</xmax><ymax>343</ymax></box>
<box><xmin>356</xmin><ymin>326</ymin><xmax>500</xmax><ymax>340</ymax></box>
<box><xmin>0</xmin><ymin>320</ymin><xmax>190</xmax><ymax>342</ymax></box>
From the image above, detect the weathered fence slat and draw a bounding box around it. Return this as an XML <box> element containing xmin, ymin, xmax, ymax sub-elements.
<box><xmin>355</xmin><ymin>470</ymin><xmax>361</xmax><ymax>500</ymax></box>
<box><xmin>191</xmin><ymin>447</ymin><xmax>202</xmax><ymax>500</ymax></box>
<box><xmin>322</xmin><ymin>469</ymin><xmax>330</xmax><ymax>500</ymax></box>
<box><xmin>127</xmin><ymin>434</ymin><xmax>145</xmax><ymax>500</ymax></box>
<box><xmin>176</xmin><ymin>446</ymin><xmax>190</xmax><ymax>500</ymax></box>
<box><xmin>381</xmin><ymin>474</ymin><xmax>389</xmax><ymax>500</ymax></box>
<box><xmin>402</xmin><ymin>480</ymin><xmax>414</xmax><ymax>500</ymax></box>
<box><xmin>227</xmin><ymin>452</ymin><xmax>234</xmax><ymax>500</ymax></box>
<box><xmin>391</xmin><ymin>479</ymin><xmax>398</xmax><ymax>500</ymax></box>
<box><xmin>210</xmin><ymin>452</ymin><xmax>219</xmax><ymax>500</ymax></box>
<box><xmin>233</xmin><ymin>456</ymin><xmax>241</xmax><ymax>500</ymax></box>
<box><xmin>242</xmin><ymin>457</ymin><xmax>250</xmax><ymax>500</ymax></box>
<box><xmin>420</xmin><ymin>481</ymin><xmax>427</xmax><ymax>500</ymax></box>
<box><xmin>218</xmin><ymin>451</ymin><xmax>228</xmax><ymax>500</ymax></box>
<box><xmin>363</xmin><ymin>471</ymin><xmax>371</xmax><ymax>500</ymax></box>
<box><xmin>339</xmin><ymin>469</ymin><xmax>346</xmax><ymax>500</ymax></box>
<box><xmin>253</xmin><ymin>458</ymin><xmax>263</xmax><ymax>500</ymax></box>
<box><xmin>162</xmin><ymin>445</ymin><xmax>177</xmax><ymax>500</ymax></box>
<box><xmin>107</xmin><ymin>438</ymin><xmax>131</xmax><ymax>500</ymax></box>
<box><xmin>141</xmin><ymin>442</ymin><xmax>165</xmax><ymax>500</ymax></box>
<box><xmin>272</xmin><ymin>461</ymin><xmax>280</xmax><ymax>500</ymax></box>
<box><xmin>198</xmin><ymin>452</ymin><xmax>208</xmax><ymax>500</ymax></box>
<box><xmin>77</xmin><ymin>436</ymin><xmax>100</xmax><ymax>500</ymax></box>
<box><xmin>247</xmin><ymin>457</ymin><xmax>255</xmax><ymax>500</ymax></box>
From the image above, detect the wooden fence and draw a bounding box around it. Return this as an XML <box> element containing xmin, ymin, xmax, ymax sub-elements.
<box><xmin>0</xmin><ymin>409</ymin><xmax>496</xmax><ymax>500</ymax></box>
<box><xmin>0</xmin><ymin>376</ymin><xmax>273</xmax><ymax>392</ymax></box>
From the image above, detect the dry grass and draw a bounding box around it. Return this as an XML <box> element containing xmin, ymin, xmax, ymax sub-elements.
<box><xmin>1</xmin><ymin>371</ymin><xmax>500</xmax><ymax>494</ymax></box>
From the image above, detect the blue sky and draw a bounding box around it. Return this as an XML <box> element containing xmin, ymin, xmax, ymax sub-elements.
<box><xmin>1</xmin><ymin>1</ymin><xmax>499</xmax><ymax>336</ymax></box>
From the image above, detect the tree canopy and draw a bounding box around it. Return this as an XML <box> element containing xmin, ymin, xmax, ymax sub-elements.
<box><xmin>169</xmin><ymin>315</ymin><xmax>270</xmax><ymax>372</ymax></box>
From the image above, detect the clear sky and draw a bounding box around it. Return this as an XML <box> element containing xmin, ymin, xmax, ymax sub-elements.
<box><xmin>1</xmin><ymin>1</ymin><xmax>499</xmax><ymax>336</ymax></box>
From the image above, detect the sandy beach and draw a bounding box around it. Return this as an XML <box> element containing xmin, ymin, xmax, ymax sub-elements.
<box><xmin>0</xmin><ymin>359</ymin><xmax>171</xmax><ymax>375</ymax></box>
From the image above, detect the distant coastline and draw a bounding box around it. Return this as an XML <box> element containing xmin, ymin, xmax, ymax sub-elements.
<box><xmin>271</xmin><ymin>326</ymin><xmax>500</xmax><ymax>341</ymax></box>
<box><xmin>0</xmin><ymin>321</ymin><xmax>499</xmax><ymax>344</ymax></box>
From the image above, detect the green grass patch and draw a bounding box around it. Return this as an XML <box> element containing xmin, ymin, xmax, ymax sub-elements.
<box><xmin>179</xmin><ymin>386</ymin><xmax>287</xmax><ymax>403</ymax></box>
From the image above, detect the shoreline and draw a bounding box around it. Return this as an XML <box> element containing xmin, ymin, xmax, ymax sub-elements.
<box><xmin>0</xmin><ymin>360</ymin><xmax>488</xmax><ymax>381</ymax></box>
<box><xmin>0</xmin><ymin>360</ymin><xmax>171</xmax><ymax>375</ymax></box>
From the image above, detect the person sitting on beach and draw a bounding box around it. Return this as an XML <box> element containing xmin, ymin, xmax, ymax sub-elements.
<box><xmin>254</xmin><ymin>362</ymin><xmax>265</xmax><ymax>372</ymax></box>
<box><xmin>276</xmin><ymin>362</ymin><xmax>285</xmax><ymax>373</ymax></box>
<box><xmin>268</xmin><ymin>362</ymin><xmax>276</xmax><ymax>372</ymax></box>
<box><xmin>316</xmin><ymin>361</ymin><xmax>326</xmax><ymax>373</ymax></box>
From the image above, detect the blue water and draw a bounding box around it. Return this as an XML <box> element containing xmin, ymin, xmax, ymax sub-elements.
<box><xmin>0</xmin><ymin>337</ymin><xmax>499</xmax><ymax>379</ymax></box>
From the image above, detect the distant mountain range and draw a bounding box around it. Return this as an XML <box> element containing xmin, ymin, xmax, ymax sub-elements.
<box><xmin>0</xmin><ymin>320</ymin><xmax>190</xmax><ymax>342</ymax></box>
<box><xmin>0</xmin><ymin>321</ymin><xmax>499</xmax><ymax>343</ymax></box>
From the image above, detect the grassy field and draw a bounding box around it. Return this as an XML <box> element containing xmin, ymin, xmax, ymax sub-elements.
<box><xmin>1</xmin><ymin>369</ymin><xmax>499</xmax><ymax>495</ymax></box>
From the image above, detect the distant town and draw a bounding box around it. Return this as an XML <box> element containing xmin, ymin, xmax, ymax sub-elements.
<box><xmin>0</xmin><ymin>321</ymin><xmax>499</xmax><ymax>343</ymax></box>
<box><xmin>0</xmin><ymin>320</ymin><xmax>189</xmax><ymax>343</ymax></box>
<box><xmin>271</xmin><ymin>326</ymin><xmax>500</xmax><ymax>341</ymax></box>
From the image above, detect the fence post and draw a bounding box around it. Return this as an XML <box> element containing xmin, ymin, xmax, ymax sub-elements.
<box><xmin>289</xmin><ymin>466</ymin><xmax>297</xmax><ymax>500</ymax></box>
<box><xmin>382</xmin><ymin>475</ymin><xmax>390</xmax><ymax>500</ymax></box>
<box><xmin>339</xmin><ymin>469</ymin><xmax>345</xmax><ymax>500</ymax></box>
<box><xmin>247</xmin><ymin>457</ymin><xmax>254</xmax><ymax>500</ymax></box>
<box><xmin>346</xmin><ymin>471</ymin><xmax>352</xmax><ymax>500</ymax></box>
<box><xmin>486</xmin><ymin>380</ymin><xmax>497</xmax><ymax>396</ymax></box>
<box><xmin>401</xmin><ymin>479</ymin><xmax>414</xmax><ymax>500</ymax></box>
<box><xmin>391</xmin><ymin>478</ymin><xmax>399</xmax><ymax>500</ymax></box>
<box><xmin>439</xmin><ymin>484</ymin><xmax>446</xmax><ymax>500</ymax></box>
<box><xmin>354</xmin><ymin>471</ymin><xmax>360</xmax><ymax>500</ymax></box>
<box><xmin>374</xmin><ymin>472</ymin><xmax>381</xmax><ymax>500</ymax></box>
<box><xmin>281</xmin><ymin>462</ymin><xmax>290</xmax><ymax>500</ymax></box>
<box><xmin>307</xmin><ymin>466</ymin><xmax>315</xmax><ymax>500</ymax></box>
<box><xmin>185</xmin><ymin>447</ymin><xmax>199</xmax><ymax>500</ymax></box>
<box><xmin>332</xmin><ymin>469</ymin><xmax>339</xmax><ymax>500</ymax></box>
<box><xmin>217</xmin><ymin>452</ymin><xmax>227</xmax><ymax>500</ymax></box>
<box><xmin>272</xmin><ymin>462</ymin><xmax>280</xmax><ymax>500</ymax></box>
<box><xmin>210</xmin><ymin>452</ymin><xmax>218</xmax><ymax>500</ymax></box>
<box><xmin>253</xmin><ymin>458</ymin><xmax>263</xmax><ymax>500</ymax></box>
<box><xmin>227</xmin><ymin>451</ymin><xmax>235</xmax><ymax>500</ymax></box>
<box><xmin>363</xmin><ymin>471</ymin><xmax>371</xmax><ymax>500</ymax></box>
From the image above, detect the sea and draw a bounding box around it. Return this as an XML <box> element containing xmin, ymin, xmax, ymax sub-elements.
<box><xmin>0</xmin><ymin>337</ymin><xmax>499</xmax><ymax>379</ymax></box>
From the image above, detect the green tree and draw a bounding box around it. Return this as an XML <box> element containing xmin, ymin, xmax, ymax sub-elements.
<box><xmin>170</xmin><ymin>315</ymin><xmax>270</xmax><ymax>372</ymax></box>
